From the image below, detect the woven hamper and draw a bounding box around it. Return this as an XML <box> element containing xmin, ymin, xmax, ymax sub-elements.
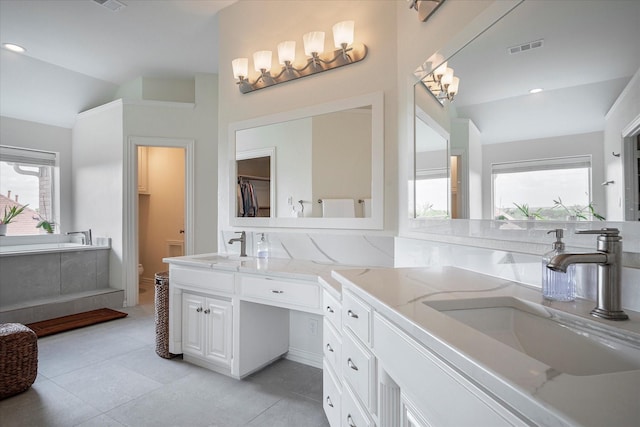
<box><xmin>155</xmin><ymin>271</ymin><xmax>177</xmax><ymax>359</ymax></box>
<box><xmin>0</xmin><ymin>323</ymin><xmax>38</xmax><ymax>399</ymax></box>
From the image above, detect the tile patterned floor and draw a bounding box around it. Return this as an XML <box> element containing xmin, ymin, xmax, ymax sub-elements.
<box><xmin>0</xmin><ymin>295</ymin><xmax>329</xmax><ymax>427</ymax></box>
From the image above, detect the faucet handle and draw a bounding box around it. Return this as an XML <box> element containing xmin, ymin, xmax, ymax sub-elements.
<box><xmin>575</xmin><ymin>228</ymin><xmax>619</xmax><ymax>237</ymax></box>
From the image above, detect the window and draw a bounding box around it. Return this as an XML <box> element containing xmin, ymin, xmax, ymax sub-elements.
<box><xmin>0</xmin><ymin>145</ymin><xmax>57</xmax><ymax>235</ymax></box>
<box><xmin>416</xmin><ymin>168</ymin><xmax>449</xmax><ymax>218</ymax></box>
<box><xmin>492</xmin><ymin>156</ymin><xmax>593</xmax><ymax>220</ymax></box>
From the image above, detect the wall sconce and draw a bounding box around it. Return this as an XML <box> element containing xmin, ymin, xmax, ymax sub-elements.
<box><xmin>232</xmin><ymin>20</ymin><xmax>368</xmax><ymax>94</ymax></box>
<box><xmin>409</xmin><ymin>0</ymin><xmax>446</xmax><ymax>22</ymax></box>
<box><xmin>421</xmin><ymin>61</ymin><xmax>460</xmax><ymax>103</ymax></box>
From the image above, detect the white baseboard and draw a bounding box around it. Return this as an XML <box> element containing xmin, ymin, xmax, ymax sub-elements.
<box><xmin>285</xmin><ymin>347</ymin><xmax>323</xmax><ymax>369</ymax></box>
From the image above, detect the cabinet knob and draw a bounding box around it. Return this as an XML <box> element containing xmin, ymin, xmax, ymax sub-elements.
<box><xmin>347</xmin><ymin>358</ymin><xmax>359</xmax><ymax>371</ymax></box>
<box><xmin>326</xmin><ymin>305</ymin><xmax>334</xmax><ymax>313</ymax></box>
<box><xmin>196</xmin><ymin>307</ymin><xmax>203</xmax><ymax>313</ymax></box>
<box><xmin>326</xmin><ymin>343</ymin><xmax>334</xmax><ymax>353</ymax></box>
<box><xmin>347</xmin><ymin>309</ymin><xmax>359</xmax><ymax>319</ymax></box>
<box><xmin>204</xmin><ymin>308</ymin><xmax>210</xmax><ymax>314</ymax></box>
<box><xmin>271</xmin><ymin>289</ymin><xmax>284</xmax><ymax>294</ymax></box>
<box><xmin>347</xmin><ymin>414</ymin><xmax>357</xmax><ymax>427</ymax></box>
<box><xmin>326</xmin><ymin>396</ymin><xmax>334</xmax><ymax>408</ymax></box>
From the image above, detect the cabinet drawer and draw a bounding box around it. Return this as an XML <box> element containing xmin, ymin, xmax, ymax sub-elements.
<box><xmin>323</xmin><ymin>290</ymin><xmax>342</xmax><ymax>331</ymax></box>
<box><xmin>342</xmin><ymin>290</ymin><xmax>371</xmax><ymax>345</ymax></box>
<box><xmin>323</xmin><ymin>360</ymin><xmax>342</xmax><ymax>427</ymax></box>
<box><xmin>239</xmin><ymin>275</ymin><xmax>320</xmax><ymax>310</ymax></box>
<box><xmin>171</xmin><ymin>266</ymin><xmax>234</xmax><ymax>294</ymax></box>
<box><xmin>323</xmin><ymin>319</ymin><xmax>342</xmax><ymax>377</ymax></box>
<box><xmin>343</xmin><ymin>329</ymin><xmax>376</xmax><ymax>413</ymax></box>
<box><xmin>342</xmin><ymin>382</ymin><xmax>373</xmax><ymax>427</ymax></box>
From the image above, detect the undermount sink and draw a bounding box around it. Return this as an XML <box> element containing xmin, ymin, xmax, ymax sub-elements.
<box><xmin>423</xmin><ymin>297</ymin><xmax>640</xmax><ymax>376</ymax></box>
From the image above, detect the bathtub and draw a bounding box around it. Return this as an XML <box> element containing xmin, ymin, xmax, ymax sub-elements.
<box><xmin>0</xmin><ymin>242</ymin><xmax>93</xmax><ymax>255</ymax></box>
<box><xmin>0</xmin><ymin>238</ymin><xmax>122</xmax><ymax>324</ymax></box>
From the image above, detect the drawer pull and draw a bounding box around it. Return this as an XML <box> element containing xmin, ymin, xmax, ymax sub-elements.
<box><xmin>326</xmin><ymin>343</ymin><xmax>334</xmax><ymax>352</ymax></box>
<box><xmin>204</xmin><ymin>308</ymin><xmax>210</xmax><ymax>314</ymax></box>
<box><xmin>347</xmin><ymin>310</ymin><xmax>359</xmax><ymax>319</ymax></box>
<box><xmin>271</xmin><ymin>290</ymin><xmax>284</xmax><ymax>294</ymax></box>
<box><xmin>347</xmin><ymin>414</ymin><xmax>357</xmax><ymax>427</ymax></box>
<box><xmin>196</xmin><ymin>307</ymin><xmax>203</xmax><ymax>313</ymax></box>
<box><xmin>326</xmin><ymin>396</ymin><xmax>334</xmax><ymax>407</ymax></box>
<box><xmin>347</xmin><ymin>358</ymin><xmax>359</xmax><ymax>371</ymax></box>
<box><xmin>326</xmin><ymin>305</ymin><xmax>334</xmax><ymax>313</ymax></box>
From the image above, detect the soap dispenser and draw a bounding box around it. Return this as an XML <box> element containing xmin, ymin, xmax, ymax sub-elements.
<box><xmin>256</xmin><ymin>233</ymin><xmax>269</xmax><ymax>259</ymax></box>
<box><xmin>542</xmin><ymin>229</ymin><xmax>576</xmax><ymax>301</ymax></box>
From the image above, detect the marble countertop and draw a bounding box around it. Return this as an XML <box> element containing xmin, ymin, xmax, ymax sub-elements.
<box><xmin>163</xmin><ymin>253</ymin><xmax>346</xmax><ymax>297</ymax></box>
<box><xmin>332</xmin><ymin>266</ymin><xmax>640</xmax><ymax>427</ymax></box>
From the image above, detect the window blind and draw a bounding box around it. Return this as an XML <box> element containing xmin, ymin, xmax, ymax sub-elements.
<box><xmin>0</xmin><ymin>145</ymin><xmax>57</xmax><ymax>167</ymax></box>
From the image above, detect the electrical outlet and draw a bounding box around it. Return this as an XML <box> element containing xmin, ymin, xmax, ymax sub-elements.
<box><xmin>308</xmin><ymin>318</ymin><xmax>319</xmax><ymax>336</ymax></box>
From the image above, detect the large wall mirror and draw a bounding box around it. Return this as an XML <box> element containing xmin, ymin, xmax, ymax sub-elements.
<box><xmin>412</xmin><ymin>0</ymin><xmax>640</xmax><ymax>223</ymax></box>
<box><xmin>230</xmin><ymin>91</ymin><xmax>384</xmax><ymax>230</ymax></box>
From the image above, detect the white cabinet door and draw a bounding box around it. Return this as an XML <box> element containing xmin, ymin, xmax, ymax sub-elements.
<box><xmin>182</xmin><ymin>292</ymin><xmax>232</xmax><ymax>369</ymax></box>
<box><xmin>203</xmin><ymin>298</ymin><xmax>232</xmax><ymax>367</ymax></box>
<box><xmin>182</xmin><ymin>293</ymin><xmax>205</xmax><ymax>355</ymax></box>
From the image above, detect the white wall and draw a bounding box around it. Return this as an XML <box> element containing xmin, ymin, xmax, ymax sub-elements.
<box><xmin>481</xmin><ymin>131</ymin><xmax>604</xmax><ymax>219</ymax></box>
<box><xmin>451</xmin><ymin>118</ymin><xmax>482</xmax><ymax>219</ymax></box>
<box><xmin>218</xmin><ymin>0</ymin><xmax>398</xmax><ymax>234</ymax></box>
<box><xmin>604</xmin><ymin>68</ymin><xmax>640</xmax><ymax>221</ymax></box>
<box><xmin>72</xmin><ymin>100</ymin><xmax>124</xmax><ymax>289</ymax></box>
<box><xmin>0</xmin><ymin>116</ymin><xmax>73</xmax><ymax>232</ymax></box>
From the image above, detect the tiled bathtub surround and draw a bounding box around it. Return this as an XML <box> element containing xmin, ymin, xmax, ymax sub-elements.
<box><xmin>220</xmin><ymin>230</ymin><xmax>395</xmax><ymax>268</ymax></box>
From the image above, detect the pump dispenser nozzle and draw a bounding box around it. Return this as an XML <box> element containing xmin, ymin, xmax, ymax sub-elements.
<box><xmin>547</xmin><ymin>229</ymin><xmax>565</xmax><ymax>251</ymax></box>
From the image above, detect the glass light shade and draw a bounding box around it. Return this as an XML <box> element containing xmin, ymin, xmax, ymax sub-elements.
<box><xmin>441</xmin><ymin>68</ymin><xmax>454</xmax><ymax>86</ymax></box>
<box><xmin>232</xmin><ymin>58</ymin><xmax>248</xmax><ymax>79</ymax></box>
<box><xmin>434</xmin><ymin>61</ymin><xmax>448</xmax><ymax>78</ymax></box>
<box><xmin>448</xmin><ymin>77</ymin><xmax>460</xmax><ymax>95</ymax></box>
<box><xmin>277</xmin><ymin>41</ymin><xmax>296</xmax><ymax>64</ymax></box>
<box><xmin>303</xmin><ymin>31</ymin><xmax>325</xmax><ymax>56</ymax></box>
<box><xmin>253</xmin><ymin>50</ymin><xmax>272</xmax><ymax>72</ymax></box>
<box><xmin>332</xmin><ymin>20</ymin><xmax>354</xmax><ymax>48</ymax></box>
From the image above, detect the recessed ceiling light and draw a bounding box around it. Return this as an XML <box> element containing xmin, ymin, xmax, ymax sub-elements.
<box><xmin>3</xmin><ymin>43</ymin><xmax>26</xmax><ymax>53</ymax></box>
<box><xmin>529</xmin><ymin>88</ymin><xmax>543</xmax><ymax>94</ymax></box>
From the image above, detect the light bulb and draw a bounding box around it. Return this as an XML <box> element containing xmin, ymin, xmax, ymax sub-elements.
<box><xmin>253</xmin><ymin>50</ymin><xmax>272</xmax><ymax>72</ymax></box>
<box><xmin>303</xmin><ymin>31</ymin><xmax>325</xmax><ymax>56</ymax></box>
<box><xmin>232</xmin><ymin>58</ymin><xmax>248</xmax><ymax>80</ymax></box>
<box><xmin>332</xmin><ymin>20</ymin><xmax>354</xmax><ymax>48</ymax></box>
<box><xmin>277</xmin><ymin>41</ymin><xmax>296</xmax><ymax>65</ymax></box>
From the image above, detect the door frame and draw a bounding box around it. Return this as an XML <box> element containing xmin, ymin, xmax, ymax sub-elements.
<box><xmin>124</xmin><ymin>136</ymin><xmax>195</xmax><ymax>306</ymax></box>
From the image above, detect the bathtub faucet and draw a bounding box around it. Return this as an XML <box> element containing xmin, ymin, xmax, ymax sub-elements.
<box><xmin>67</xmin><ymin>229</ymin><xmax>92</xmax><ymax>246</ymax></box>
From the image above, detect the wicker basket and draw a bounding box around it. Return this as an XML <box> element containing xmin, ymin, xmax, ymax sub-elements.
<box><xmin>155</xmin><ymin>272</ymin><xmax>177</xmax><ymax>359</ymax></box>
<box><xmin>0</xmin><ymin>323</ymin><xmax>38</xmax><ymax>399</ymax></box>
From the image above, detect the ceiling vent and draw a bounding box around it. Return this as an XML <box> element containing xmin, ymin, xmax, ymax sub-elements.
<box><xmin>508</xmin><ymin>39</ymin><xmax>544</xmax><ymax>55</ymax></box>
<box><xmin>92</xmin><ymin>0</ymin><xmax>127</xmax><ymax>12</ymax></box>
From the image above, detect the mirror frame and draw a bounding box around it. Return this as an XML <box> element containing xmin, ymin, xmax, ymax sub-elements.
<box><xmin>229</xmin><ymin>91</ymin><xmax>384</xmax><ymax>230</ymax></box>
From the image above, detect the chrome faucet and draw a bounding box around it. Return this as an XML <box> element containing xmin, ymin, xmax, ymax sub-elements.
<box><xmin>228</xmin><ymin>231</ymin><xmax>247</xmax><ymax>257</ymax></box>
<box><xmin>547</xmin><ymin>228</ymin><xmax>628</xmax><ymax>321</ymax></box>
<box><xmin>67</xmin><ymin>229</ymin><xmax>92</xmax><ymax>246</ymax></box>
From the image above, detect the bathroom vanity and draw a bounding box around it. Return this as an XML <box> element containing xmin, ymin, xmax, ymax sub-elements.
<box><xmin>164</xmin><ymin>254</ymin><xmax>640</xmax><ymax>427</ymax></box>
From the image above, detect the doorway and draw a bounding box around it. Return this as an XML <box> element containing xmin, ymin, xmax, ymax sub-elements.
<box><xmin>124</xmin><ymin>136</ymin><xmax>194</xmax><ymax>307</ymax></box>
<box><xmin>137</xmin><ymin>146</ymin><xmax>186</xmax><ymax>305</ymax></box>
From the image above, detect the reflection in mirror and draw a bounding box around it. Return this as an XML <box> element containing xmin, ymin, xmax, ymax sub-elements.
<box><xmin>412</xmin><ymin>0</ymin><xmax>640</xmax><ymax>222</ymax></box>
<box><xmin>235</xmin><ymin>108</ymin><xmax>371</xmax><ymax>218</ymax></box>
<box><xmin>230</xmin><ymin>91</ymin><xmax>383</xmax><ymax>230</ymax></box>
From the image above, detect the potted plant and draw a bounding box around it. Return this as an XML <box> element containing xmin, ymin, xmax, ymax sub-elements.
<box><xmin>0</xmin><ymin>204</ymin><xmax>29</xmax><ymax>236</ymax></box>
<box><xmin>553</xmin><ymin>197</ymin><xmax>605</xmax><ymax>221</ymax></box>
<box><xmin>513</xmin><ymin>202</ymin><xmax>543</xmax><ymax>220</ymax></box>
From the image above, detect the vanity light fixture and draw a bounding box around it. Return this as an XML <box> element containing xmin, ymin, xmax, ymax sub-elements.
<box><xmin>2</xmin><ymin>43</ymin><xmax>26</xmax><ymax>53</ymax></box>
<box><xmin>231</xmin><ymin>20</ymin><xmax>367</xmax><ymax>94</ymax></box>
<box><xmin>422</xmin><ymin>61</ymin><xmax>460</xmax><ymax>103</ymax></box>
